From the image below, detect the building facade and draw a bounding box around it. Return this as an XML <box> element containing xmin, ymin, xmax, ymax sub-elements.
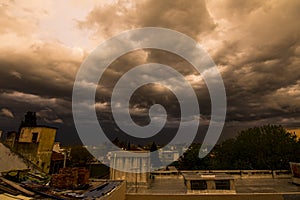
<box><xmin>110</xmin><ymin>151</ymin><xmax>150</xmax><ymax>191</ymax></box>
<box><xmin>158</xmin><ymin>150</ymin><xmax>179</xmax><ymax>166</ymax></box>
<box><xmin>9</xmin><ymin>126</ymin><xmax>57</xmax><ymax>173</ymax></box>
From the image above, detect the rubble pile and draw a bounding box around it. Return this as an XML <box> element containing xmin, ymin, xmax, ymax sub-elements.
<box><xmin>0</xmin><ymin>167</ymin><xmax>122</xmax><ymax>199</ymax></box>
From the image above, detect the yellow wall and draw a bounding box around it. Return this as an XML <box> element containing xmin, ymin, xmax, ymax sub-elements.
<box><xmin>19</xmin><ymin>128</ymin><xmax>40</xmax><ymax>143</ymax></box>
<box><xmin>18</xmin><ymin>127</ymin><xmax>56</xmax><ymax>173</ymax></box>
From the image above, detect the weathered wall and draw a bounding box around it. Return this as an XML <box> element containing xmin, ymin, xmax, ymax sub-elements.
<box><xmin>110</xmin><ymin>151</ymin><xmax>150</xmax><ymax>188</ymax></box>
<box><xmin>111</xmin><ymin>169</ymin><xmax>149</xmax><ymax>187</ymax></box>
<box><xmin>16</xmin><ymin>127</ymin><xmax>56</xmax><ymax>173</ymax></box>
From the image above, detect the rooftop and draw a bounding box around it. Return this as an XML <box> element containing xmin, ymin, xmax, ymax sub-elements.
<box><xmin>0</xmin><ymin>143</ymin><xmax>28</xmax><ymax>172</ymax></box>
<box><xmin>128</xmin><ymin>171</ymin><xmax>300</xmax><ymax>195</ymax></box>
<box><xmin>128</xmin><ymin>177</ymin><xmax>300</xmax><ymax>195</ymax></box>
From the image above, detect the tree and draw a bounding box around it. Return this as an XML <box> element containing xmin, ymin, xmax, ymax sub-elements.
<box><xmin>176</xmin><ymin>125</ymin><xmax>300</xmax><ymax>170</ymax></box>
<box><xmin>177</xmin><ymin>143</ymin><xmax>211</xmax><ymax>170</ymax></box>
<box><xmin>68</xmin><ymin>145</ymin><xmax>94</xmax><ymax>167</ymax></box>
<box><xmin>210</xmin><ymin>139</ymin><xmax>236</xmax><ymax>169</ymax></box>
<box><xmin>213</xmin><ymin>125</ymin><xmax>300</xmax><ymax>170</ymax></box>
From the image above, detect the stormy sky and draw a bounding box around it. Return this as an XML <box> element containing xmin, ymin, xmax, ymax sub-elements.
<box><xmin>0</xmin><ymin>0</ymin><xmax>299</xmax><ymax>145</ymax></box>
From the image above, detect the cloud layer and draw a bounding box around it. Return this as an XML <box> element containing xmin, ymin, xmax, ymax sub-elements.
<box><xmin>0</xmin><ymin>0</ymin><xmax>299</xmax><ymax>144</ymax></box>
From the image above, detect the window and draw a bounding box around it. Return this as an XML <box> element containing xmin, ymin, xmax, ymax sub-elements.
<box><xmin>215</xmin><ymin>180</ymin><xmax>230</xmax><ymax>190</ymax></box>
<box><xmin>191</xmin><ymin>180</ymin><xmax>207</xmax><ymax>190</ymax></box>
<box><xmin>32</xmin><ymin>132</ymin><xmax>38</xmax><ymax>143</ymax></box>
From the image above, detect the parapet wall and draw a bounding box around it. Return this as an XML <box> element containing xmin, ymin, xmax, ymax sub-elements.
<box><xmin>152</xmin><ymin>170</ymin><xmax>291</xmax><ymax>179</ymax></box>
<box><xmin>126</xmin><ymin>193</ymin><xmax>298</xmax><ymax>200</ymax></box>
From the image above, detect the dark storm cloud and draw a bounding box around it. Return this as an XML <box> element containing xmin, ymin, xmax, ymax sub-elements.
<box><xmin>0</xmin><ymin>41</ymin><xmax>84</xmax><ymax>100</ymax></box>
<box><xmin>0</xmin><ymin>1</ymin><xmax>84</xmax><ymax>140</ymax></box>
<box><xmin>208</xmin><ymin>0</ymin><xmax>300</xmax><ymax>127</ymax></box>
<box><xmin>0</xmin><ymin>41</ymin><xmax>85</xmax><ymax>143</ymax></box>
<box><xmin>0</xmin><ymin>0</ymin><xmax>299</xmax><ymax>144</ymax></box>
<box><xmin>78</xmin><ymin>0</ymin><xmax>215</xmax><ymax>127</ymax></box>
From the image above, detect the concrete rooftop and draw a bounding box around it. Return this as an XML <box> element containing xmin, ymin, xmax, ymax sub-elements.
<box><xmin>130</xmin><ymin>177</ymin><xmax>300</xmax><ymax>194</ymax></box>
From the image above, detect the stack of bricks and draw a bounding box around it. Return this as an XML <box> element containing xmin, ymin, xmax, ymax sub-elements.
<box><xmin>76</xmin><ymin>167</ymin><xmax>90</xmax><ymax>185</ymax></box>
<box><xmin>50</xmin><ymin>167</ymin><xmax>89</xmax><ymax>189</ymax></box>
<box><xmin>51</xmin><ymin>173</ymin><xmax>77</xmax><ymax>189</ymax></box>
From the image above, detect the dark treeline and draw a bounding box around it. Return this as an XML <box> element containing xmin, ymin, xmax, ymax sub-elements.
<box><xmin>174</xmin><ymin>125</ymin><xmax>300</xmax><ymax>170</ymax></box>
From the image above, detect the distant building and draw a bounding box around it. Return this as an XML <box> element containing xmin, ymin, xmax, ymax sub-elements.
<box><xmin>158</xmin><ymin>150</ymin><xmax>179</xmax><ymax>165</ymax></box>
<box><xmin>6</xmin><ymin>126</ymin><xmax>57</xmax><ymax>173</ymax></box>
<box><xmin>50</xmin><ymin>142</ymin><xmax>66</xmax><ymax>174</ymax></box>
<box><xmin>52</xmin><ymin>142</ymin><xmax>63</xmax><ymax>153</ymax></box>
